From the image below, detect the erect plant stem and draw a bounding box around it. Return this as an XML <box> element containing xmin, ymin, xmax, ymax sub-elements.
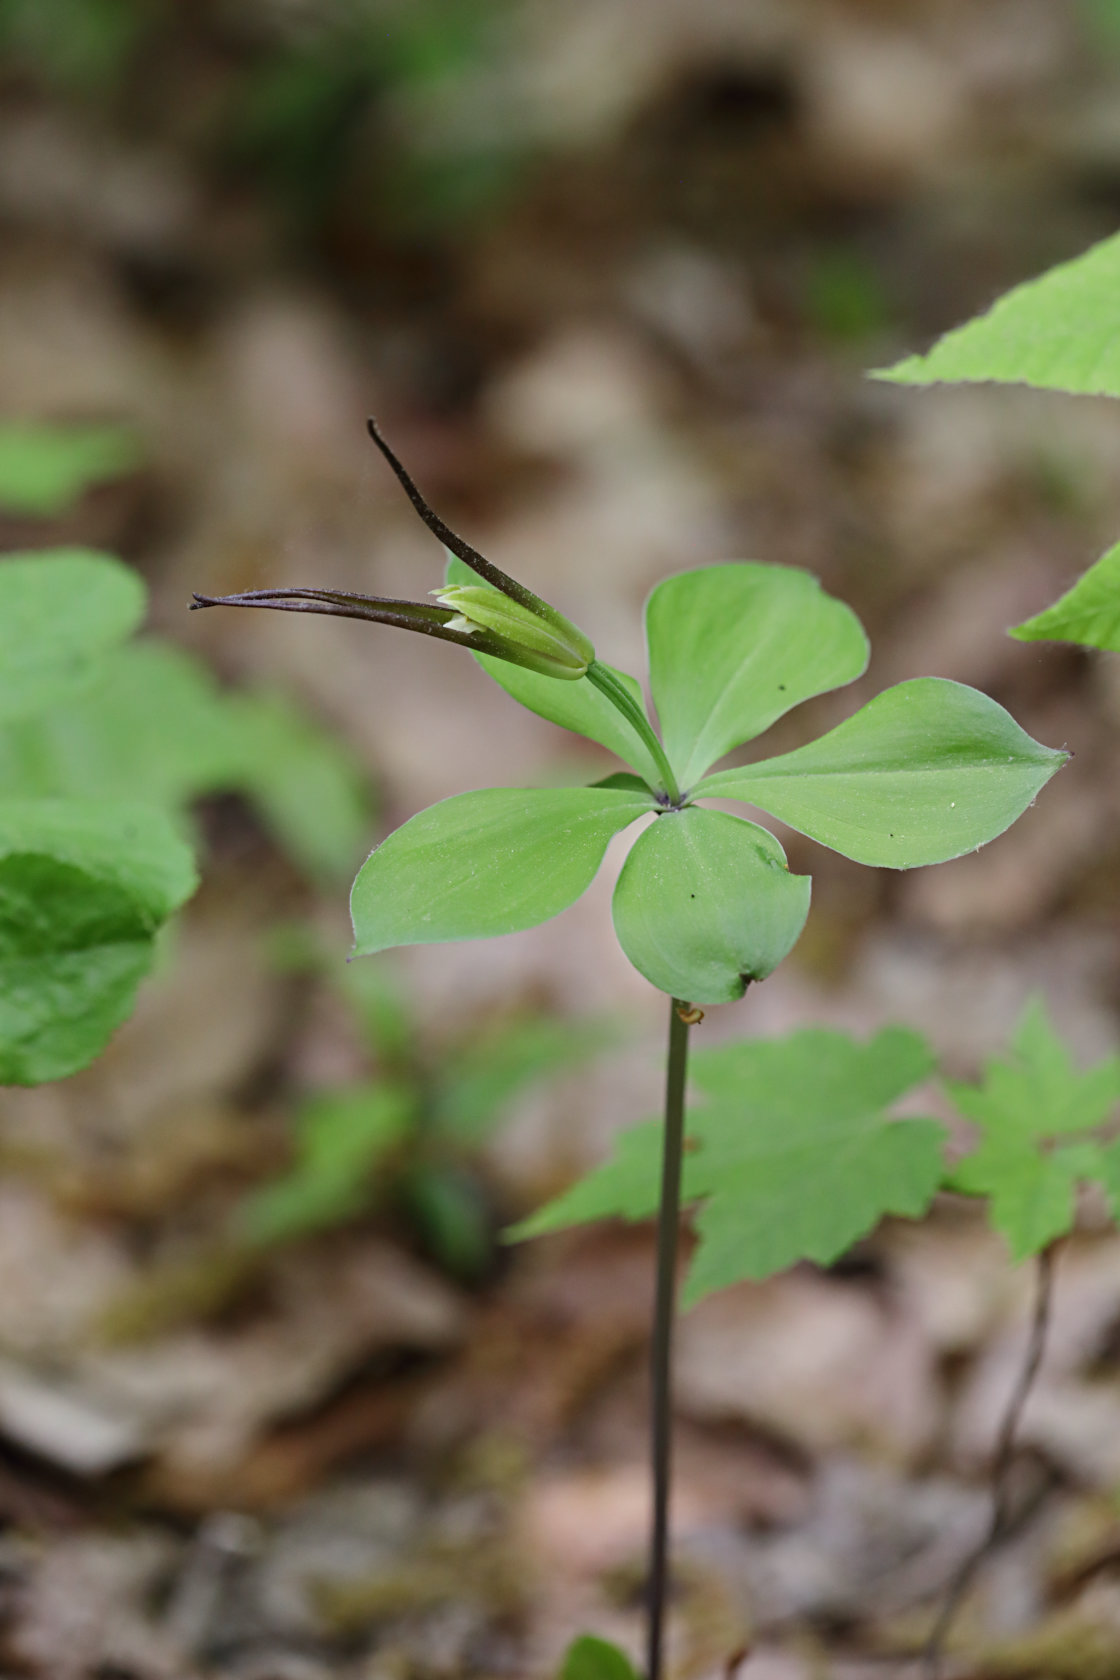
<box><xmin>586</xmin><ymin>661</ymin><xmax>681</xmax><ymax>804</ymax></box>
<box><xmin>922</xmin><ymin>1242</ymin><xmax>1058</xmax><ymax>1680</ymax></box>
<box><xmin>647</xmin><ymin>996</ymin><xmax>696</xmax><ymax>1680</ymax></box>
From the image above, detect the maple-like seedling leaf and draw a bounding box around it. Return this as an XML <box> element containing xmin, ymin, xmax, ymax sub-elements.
<box><xmin>945</xmin><ymin>996</ymin><xmax>1120</xmax><ymax>1262</ymax></box>
<box><xmin>511</xmin><ymin>1026</ymin><xmax>944</xmax><ymax>1305</ymax></box>
<box><xmin>1011</xmin><ymin>540</ymin><xmax>1120</xmax><ymax>653</ymax></box>
<box><xmin>873</xmin><ymin>231</ymin><xmax>1120</xmax><ymax>397</ymax></box>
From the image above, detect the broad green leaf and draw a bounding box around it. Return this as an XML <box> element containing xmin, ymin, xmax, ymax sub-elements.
<box><xmin>436</xmin><ymin>1013</ymin><xmax>616</xmax><ymax>1143</ymax></box>
<box><xmin>0</xmin><ymin>549</ymin><xmax>145</xmax><ymax>723</ymax></box>
<box><xmin>611</xmin><ymin>808</ymin><xmax>810</xmax><ymax>1004</ymax></box>
<box><xmin>0</xmin><ymin>799</ymin><xmax>197</xmax><ymax>1085</ymax></box>
<box><xmin>646</xmin><ymin>563</ymin><xmax>868</xmax><ymax>785</ymax></box>
<box><xmin>0</xmin><ymin>642</ymin><xmax>375</xmax><ymax>882</ymax></box>
<box><xmin>228</xmin><ymin>688</ymin><xmax>374</xmax><ymax>883</ymax></box>
<box><xmin>0</xmin><ymin>422</ymin><xmax>140</xmax><ymax>516</ymax></box>
<box><xmin>239</xmin><ymin>1083</ymin><xmax>413</xmax><ymax>1246</ymax></box>
<box><xmin>351</xmin><ymin>785</ymin><xmax>653</xmax><ymax>955</ymax></box>
<box><xmin>510</xmin><ymin>1118</ymin><xmax>666</xmax><ymax>1240</ymax></box>
<box><xmin>682</xmin><ymin>1027</ymin><xmax>943</xmax><ymax>1303</ymax></box>
<box><xmin>945</xmin><ymin>996</ymin><xmax>1120</xmax><ymax>1260</ymax></box>
<box><xmin>697</xmin><ymin>679</ymin><xmax>1066</xmax><ymax>868</ymax></box>
<box><xmin>512</xmin><ymin>1026</ymin><xmax>943</xmax><ymax>1306</ymax></box>
<box><xmin>873</xmin><ymin>232</ymin><xmax>1120</xmax><ymax>396</ymax></box>
<box><xmin>444</xmin><ymin>555</ymin><xmax>661</xmax><ymax>787</ymax></box>
<box><xmin>1011</xmin><ymin>541</ymin><xmax>1120</xmax><ymax>652</ymax></box>
<box><xmin>0</xmin><ymin>641</ymin><xmax>240</xmax><ymax>806</ymax></box>
<box><xmin>559</xmin><ymin>1636</ymin><xmax>640</xmax><ymax>1680</ymax></box>
<box><xmin>0</xmin><ymin>799</ymin><xmax>197</xmax><ymax>921</ymax></box>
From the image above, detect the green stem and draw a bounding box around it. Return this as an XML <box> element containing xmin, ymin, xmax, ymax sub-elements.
<box><xmin>586</xmin><ymin>661</ymin><xmax>681</xmax><ymax>804</ymax></box>
<box><xmin>646</xmin><ymin>996</ymin><xmax>693</xmax><ymax>1680</ymax></box>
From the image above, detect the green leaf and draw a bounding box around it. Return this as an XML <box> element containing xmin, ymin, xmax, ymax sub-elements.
<box><xmin>872</xmin><ymin>232</ymin><xmax>1120</xmax><ymax>397</ymax></box>
<box><xmin>228</xmin><ymin>688</ymin><xmax>375</xmax><ymax>883</ymax></box>
<box><xmin>0</xmin><ymin>642</ymin><xmax>375</xmax><ymax>883</ymax></box>
<box><xmin>1011</xmin><ymin>541</ymin><xmax>1120</xmax><ymax>652</ymax></box>
<box><xmin>436</xmin><ymin>1012</ymin><xmax>617</xmax><ymax>1143</ymax></box>
<box><xmin>559</xmin><ymin>1636</ymin><xmax>640</xmax><ymax>1680</ymax></box>
<box><xmin>945</xmin><ymin>996</ymin><xmax>1120</xmax><ymax>1260</ymax></box>
<box><xmin>446</xmin><ymin>555</ymin><xmax>662</xmax><ymax>785</ymax></box>
<box><xmin>513</xmin><ymin>1026</ymin><xmax>943</xmax><ymax>1306</ymax></box>
<box><xmin>0</xmin><ymin>422</ymin><xmax>141</xmax><ymax>516</ymax></box>
<box><xmin>239</xmin><ymin>1083</ymin><xmax>413</xmax><ymax>1246</ymax></box>
<box><xmin>0</xmin><ymin>549</ymin><xmax>145</xmax><ymax>723</ymax></box>
<box><xmin>404</xmin><ymin>1162</ymin><xmax>493</xmax><ymax>1281</ymax></box>
<box><xmin>697</xmin><ymin>678</ymin><xmax>1066</xmax><ymax>868</ymax></box>
<box><xmin>0</xmin><ymin>641</ymin><xmax>240</xmax><ymax>806</ymax></box>
<box><xmin>611</xmin><ymin>808</ymin><xmax>810</xmax><ymax>1004</ymax></box>
<box><xmin>0</xmin><ymin>799</ymin><xmax>197</xmax><ymax>920</ymax></box>
<box><xmin>646</xmin><ymin>563</ymin><xmax>868</xmax><ymax>785</ymax></box>
<box><xmin>0</xmin><ymin>799</ymin><xmax>197</xmax><ymax>1085</ymax></box>
<box><xmin>351</xmin><ymin>785</ymin><xmax>653</xmax><ymax>955</ymax></box>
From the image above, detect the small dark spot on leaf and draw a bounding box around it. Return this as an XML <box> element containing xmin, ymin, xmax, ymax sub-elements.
<box><xmin>690</xmin><ymin>893</ymin><xmax>696</xmax><ymax>898</ymax></box>
<box><xmin>778</xmin><ymin>683</ymin><xmax>786</xmax><ymax>691</ymax></box>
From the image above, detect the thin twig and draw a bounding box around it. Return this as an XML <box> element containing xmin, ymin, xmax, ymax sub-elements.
<box><xmin>921</xmin><ymin>1243</ymin><xmax>1057</xmax><ymax>1680</ymax></box>
<box><xmin>646</xmin><ymin>996</ymin><xmax>701</xmax><ymax>1680</ymax></box>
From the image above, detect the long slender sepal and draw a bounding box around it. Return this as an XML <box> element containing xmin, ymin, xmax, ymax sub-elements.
<box><xmin>366</xmin><ymin>417</ymin><xmax>557</xmax><ymax>621</ymax></box>
<box><xmin>190</xmin><ymin>587</ymin><xmax>586</xmax><ymax>679</ymax></box>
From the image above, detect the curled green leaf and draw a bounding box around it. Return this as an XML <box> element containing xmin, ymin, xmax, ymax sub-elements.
<box><xmin>612</xmin><ymin>807</ymin><xmax>810</xmax><ymax>1004</ymax></box>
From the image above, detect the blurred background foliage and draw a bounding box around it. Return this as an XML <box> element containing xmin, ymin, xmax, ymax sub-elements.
<box><xmin>5</xmin><ymin>2</ymin><xmax>1120</xmax><ymax>1675</ymax></box>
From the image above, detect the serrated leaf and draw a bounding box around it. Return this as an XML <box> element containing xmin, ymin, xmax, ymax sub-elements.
<box><xmin>646</xmin><ymin>563</ymin><xmax>869</xmax><ymax>785</ymax></box>
<box><xmin>509</xmin><ymin>1119</ymin><xmax>665</xmax><ymax>1240</ymax></box>
<box><xmin>559</xmin><ymin>1636</ymin><xmax>640</xmax><ymax>1680</ymax></box>
<box><xmin>611</xmin><ymin>808</ymin><xmax>810</xmax><ymax>1004</ymax></box>
<box><xmin>873</xmin><ymin>232</ymin><xmax>1120</xmax><ymax>396</ymax></box>
<box><xmin>0</xmin><ymin>549</ymin><xmax>146</xmax><ymax>723</ymax></box>
<box><xmin>1011</xmin><ymin>541</ymin><xmax>1120</xmax><ymax>652</ymax></box>
<box><xmin>0</xmin><ymin>799</ymin><xmax>197</xmax><ymax>1085</ymax></box>
<box><xmin>445</xmin><ymin>555</ymin><xmax>663</xmax><ymax>786</ymax></box>
<box><xmin>0</xmin><ymin>422</ymin><xmax>141</xmax><ymax>516</ymax></box>
<box><xmin>696</xmin><ymin>678</ymin><xmax>1066</xmax><ymax>867</ymax></box>
<box><xmin>512</xmin><ymin>1027</ymin><xmax>943</xmax><ymax>1306</ymax></box>
<box><xmin>351</xmin><ymin>785</ymin><xmax>652</xmax><ymax>955</ymax></box>
<box><xmin>946</xmin><ymin>996</ymin><xmax>1120</xmax><ymax>1259</ymax></box>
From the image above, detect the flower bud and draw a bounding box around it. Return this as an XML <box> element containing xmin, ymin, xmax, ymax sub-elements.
<box><xmin>433</xmin><ymin>584</ymin><xmax>594</xmax><ymax>680</ymax></box>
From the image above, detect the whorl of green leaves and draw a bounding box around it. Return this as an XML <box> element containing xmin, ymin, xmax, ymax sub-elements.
<box><xmin>350</xmin><ymin>557</ymin><xmax>1065</xmax><ymax>1004</ymax></box>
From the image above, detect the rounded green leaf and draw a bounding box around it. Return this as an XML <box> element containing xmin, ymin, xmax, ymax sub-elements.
<box><xmin>0</xmin><ymin>799</ymin><xmax>198</xmax><ymax>922</ymax></box>
<box><xmin>0</xmin><ymin>800</ymin><xmax>198</xmax><ymax>1085</ymax></box>
<box><xmin>611</xmin><ymin>807</ymin><xmax>810</xmax><ymax>1004</ymax></box>
<box><xmin>351</xmin><ymin>785</ymin><xmax>653</xmax><ymax>955</ymax></box>
<box><xmin>560</xmin><ymin>1637</ymin><xmax>639</xmax><ymax>1680</ymax></box>
<box><xmin>697</xmin><ymin>678</ymin><xmax>1067</xmax><ymax>868</ymax></box>
<box><xmin>0</xmin><ymin>549</ymin><xmax>146</xmax><ymax>723</ymax></box>
<box><xmin>0</xmin><ymin>854</ymin><xmax>155</xmax><ymax>1086</ymax></box>
<box><xmin>646</xmin><ymin>563</ymin><xmax>869</xmax><ymax>785</ymax></box>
